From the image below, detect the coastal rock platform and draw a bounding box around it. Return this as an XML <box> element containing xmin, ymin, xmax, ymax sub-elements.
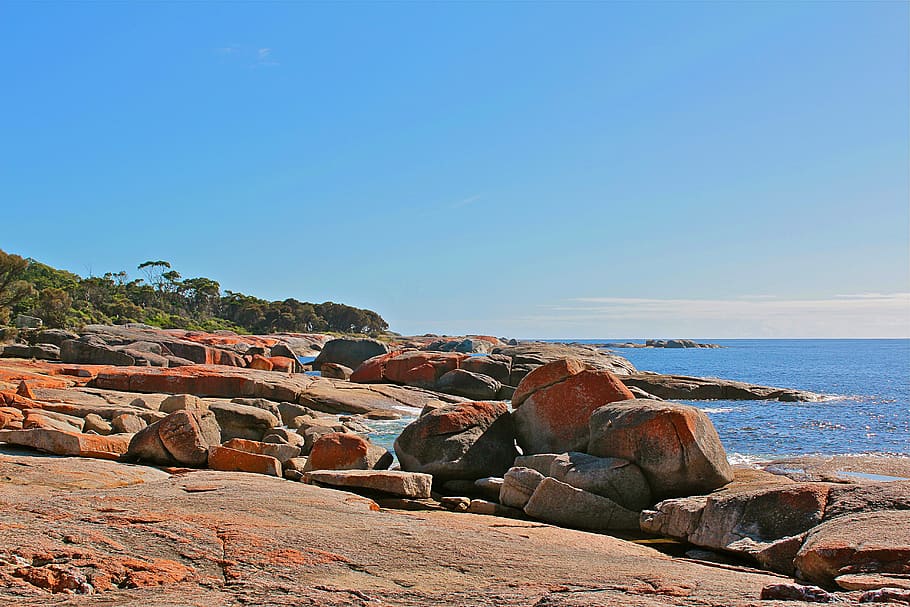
<box><xmin>0</xmin><ymin>449</ymin><xmax>801</xmax><ymax>607</ymax></box>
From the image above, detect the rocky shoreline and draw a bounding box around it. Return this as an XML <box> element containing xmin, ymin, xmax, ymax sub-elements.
<box><xmin>0</xmin><ymin>325</ymin><xmax>906</xmax><ymax>605</ymax></box>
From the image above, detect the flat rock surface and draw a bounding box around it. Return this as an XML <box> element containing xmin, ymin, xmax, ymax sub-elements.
<box><xmin>0</xmin><ymin>452</ymin><xmax>798</xmax><ymax>606</ymax></box>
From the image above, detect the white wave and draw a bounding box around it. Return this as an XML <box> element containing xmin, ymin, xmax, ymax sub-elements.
<box><xmin>700</xmin><ymin>407</ymin><xmax>735</xmax><ymax>414</ymax></box>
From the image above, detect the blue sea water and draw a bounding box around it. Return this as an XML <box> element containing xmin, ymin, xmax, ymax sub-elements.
<box><xmin>570</xmin><ymin>339</ymin><xmax>910</xmax><ymax>459</ymax></box>
<box><xmin>368</xmin><ymin>339</ymin><xmax>909</xmax><ymax>461</ymax></box>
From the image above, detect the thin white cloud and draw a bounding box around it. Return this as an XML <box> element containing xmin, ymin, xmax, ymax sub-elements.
<box><xmin>215</xmin><ymin>45</ymin><xmax>279</xmax><ymax>67</ymax></box>
<box><xmin>516</xmin><ymin>293</ymin><xmax>910</xmax><ymax>338</ymax></box>
<box><xmin>450</xmin><ymin>194</ymin><xmax>483</xmax><ymax>209</ymax></box>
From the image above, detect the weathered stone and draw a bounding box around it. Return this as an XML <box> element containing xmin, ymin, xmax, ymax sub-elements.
<box><xmin>436</xmin><ymin>369</ymin><xmax>501</xmax><ymax>400</ymax></box>
<box><xmin>460</xmin><ymin>354</ymin><xmax>512</xmax><ymax>385</ymax></box>
<box><xmin>229</xmin><ymin>397</ymin><xmax>281</xmax><ymax>419</ymax></box>
<box><xmin>514</xmin><ymin>367</ymin><xmax>635</xmax><ymax>454</ymax></box>
<box><xmin>524</xmin><ymin>477</ymin><xmax>640</xmax><ymax>531</ymax></box>
<box><xmin>620</xmin><ymin>372</ymin><xmax>820</xmax><ymax>402</ymax></box>
<box><xmin>303</xmin><ymin>432</ymin><xmax>392</xmax><ymax>472</ymax></box>
<box><xmin>759</xmin><ymin>583</ymin><xmax>835</xmax><ymax>602</ymax></box>
<box><xmin>157</xmin><ymin>410</ymin><xmax>222</xmax><ymax>467</ymax></box>
<box><xmin>313</xmin><ymin>338</ymin><xmax>389</xmax><ymax>372</ymax></box>
<box><xmin>394</xmin><ymin>401</ymin><xmax>518</xmax><ymax>481</ymax></box>
<box><xmin>500</xmin><ymin>467</ymin><xmax>545</xmax><ymax>509</ymax></box>
<box><xmin>320</xmin><ymin>363</ymin><xmax>353</xmax><ymax>380</ymax></box>
<box><xmin>512</xmin><ymin>358</ymin><xmax>585</xmax><ymax>407</ymax></box>
<box><xmin>835</xmin><ymin>573</ymin><xmax>910</xmax><ymax>591</ymax></box>
<box><xmin>61</xmin><ymin>337</ymin><xmax>136</xmax><ymax>366</ymax></box>
<box><xmin>207</xmin><ymin>446</ymin><xmax>281</xmax><ymax>476</ymax></box>
<box><xmin>474</xmin><ymin>477</ymin><xmax>504</xmax><ymax>502</ymax></box>
<box><xmin>221</xmin><ymin>438</ymin><xmax>301</xmax><ymax>463</ymax></box>
<box><xmin>159</xmin><ymin>394</ymin><xmax>206</xmax><ymax>414</ymax></box>
<box><xmin>859</xmin><ymin>588</ymin><xmax>910</xmax><ymax>604</ymax></box>
<box><xmin>111</xmin><ymin>413</ymin><xmax>147</xmax><ymax>434</ymax></box>
<box><xmin>795</xmin><ymin>510</ymin><xmax>910</xmax><ymax>587</ymax></box>
<box><xmin>209</xmin><ymin>402</ymin><xmax>278</xmax><ymax>441</ymax></box>
<box><xmin>514</xmin><ymin>453</ymin><xmax>562</xmax><ymax>475</ymax></box>
<box><xmin>304</xmin><ymin>469</ymin><xmax>433</xmax><ymax>498</ymax></box>
<box><xmin>548</xmin><ymin>452</ymin><xmax>652</xmax><ymax>511</ymax></box>
<box><xmin>0</xmin><ymin>428</ymin><xmax>131</xmax><ymax>458</ymax></box>
<box><xmin>468</xmin><ymin>499</ymin><xmax>524</xmax><ymax>518</ymax></box>
<box><xmin>824</xmin><ymin>481</ymin><xmax>910</xmax><ymax>520</ymax></box>
<box><xmin>83</xmin><ymin>413</ymin><xmax>113</xmax><ymax>435</ymax></box>
<box><xmin>440</xmin><ymin>496</ymin><xmax>471</xmax><ymax>511</ymax></box>
<box><xmin>384</xmin><ymin>351</ymin><xmax>467</xmax><ymax>388</ymax></box>
<box><xmin>588</xmin><ymin>399</ymin><xmax>733</xmax><ymax>499</ymax></box>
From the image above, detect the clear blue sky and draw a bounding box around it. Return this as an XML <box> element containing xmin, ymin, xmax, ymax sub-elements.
<box><xmin>2</xmin><ymin>1</ymin><xmax>908</xmax><ymax>338</ymax></box>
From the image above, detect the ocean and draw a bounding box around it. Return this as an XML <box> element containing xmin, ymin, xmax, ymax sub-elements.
<box><xmin>368</xmin><ymin>339</ymin><xmax>909</xmax><ymax>461</ymax></box>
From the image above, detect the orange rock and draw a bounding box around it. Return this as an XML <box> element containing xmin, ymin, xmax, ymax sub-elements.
<box><xmin>16</xmin><ymin>380</ymin><xmax>36</xmax><ymax>399</ymax></box>
<box><xmin>207</xmin><ymin>445</ymin><xmax>281</xmax><ymax>476</ymax></box>
<box><xmin>304</xmin><ymin>432</ymin><xmax>391</xmax><ymax>472</ymax></box>
<box><xmin>512</xmin><ymin>359</ymin><xmax>586</xmax><ymax>407</ymax></box>
<box><xmin>383</xmin><ymin>351</ymin><xmax>467</xmax><ymax>388</ymax></box>
<box><xmin>350</xmin><ymin>351</ymin><xmax>399</xmax><ymax>383</ymax></box>
<box><xmin>249</xmin><ymin>355</ymin><xmax>274</xmax><ymax>371</ymax></box>
<box><xmin>0</xmin><ymin>428</ymin><xmax>131</xmax><ymax>457</ymax></box>
<box><xmin>268</xmin><ymin>356</ymin><xmax>296</xmax><ymax>373</ymax></box>
<box><xmin>513</xmin><ymin>369</ymin><xmax>634</xmax><ymax>454</ymax></box>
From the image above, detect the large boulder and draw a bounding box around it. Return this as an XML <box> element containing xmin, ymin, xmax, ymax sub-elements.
<box><xmin>460</xmin><ymin>354</ymin><xmax>512</xmax><ymax>385</ymax></box>
<box><xmin>588</xmin><ymin>399</ymin><xmax>733</xmax><ymax>499</ymax></box>
<box><xmin>208</xmin><ymin>402</ymin><xmax>279</xmax><ymax>442</ymax></box>
<box><xmin>394</xmin><ymin>401</ymin><xmax>518</xmax><ymax>481</ymax></box>
<box><xmin>548</xmin><ymin>452</ymin><xmax>652</xmax><ymax>511</ymax></box>
<box><xmin>303</xmin><ymin>432</ymin><xmax>392</xmax><ymax>472</ymax></box>
<box><xmin>436</xmin><ymin>369</ymin><xmax>501</xmax><ymax>400</ymax></box>
<box><xmin>524</xmin><ymin>477</ymin><xmax>640</xmax><ymax>531</ymax></box>
<box><xmin>313</xmin><ymin>338</ymin><xmax>389</xmax><ymax>371</ymax></box>
<box><xmin>512</xmin><ymin>360</ymin><xmax>635</xmax><ymax>454</ymax></box>
<box><xmin>795</xmin><ymin>510</ymin><xmax>910</xmax><ymax>587</ymax></box>
<box><xmin>127</xmin><ymin>410</ymin><xmax>222</xmax><ymax>467</ymax></box>
<box><xmin>60</xmin><ymin>337</ymin><xmax>136</xmax><ymax>366</ymax></box>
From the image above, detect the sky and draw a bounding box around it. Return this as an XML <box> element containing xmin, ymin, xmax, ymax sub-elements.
<box><xmin>1</xmin><ymin>1</ymin><xmax>908</xmax><ymax>338</ymax></box>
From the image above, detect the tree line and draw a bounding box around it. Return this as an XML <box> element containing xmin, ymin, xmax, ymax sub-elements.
<box><xmin>0</xmin><ymin>249</ymin><xmax>389</xmax><ymax>335</ymax></box>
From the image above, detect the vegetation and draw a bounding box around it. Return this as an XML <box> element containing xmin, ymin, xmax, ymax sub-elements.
<box><xmin>0</xmin><ymin>248</ymin><xmax>388</xmax><ymax>335</ymax></box>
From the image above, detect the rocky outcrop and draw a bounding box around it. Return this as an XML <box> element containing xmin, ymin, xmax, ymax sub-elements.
<box><xmin>620</xmin><ymin>372</ymin><xmax>821</xmax><ymax>402</ymax></box>
<box><xmin>795</xmin><ymin>510</ymin><xmax>910</xmax><ymax>587</ymax></box>
<box><xmin>588</xmin><ymin>399</ymin><xmax>734</xmax><ymax>499</ymax></box>
<box><xmin>207</xmin><ymin>445</ymin><xmax>282</xmax><ymax>476</ymax></box>
<box><xmin>512</xmin><ymin>360</ymin><xmax>635</xmax><ymax>454</ymax></box>
<box><xmin>312</xmin><ymin>338</ymin><xmax>389</xmax><ymax>371</ymax></box>
<box><xmin>500</xmin><ymin>466</ymin><xmax>545</xmax><ymax>509</ymax></box>
<box><xmin>492</xmin><ymin>342</ymin><xmax>636</xmax><ymax>376</ymax></box>
<box><xmin>548</xmin><ymin>452</ymin><xmax>652</xmax><ymax>511</ymax></box>
<box><xmin>394</xmin><ymin>401</ymin><xmax>518</xmax><ymax>481</ymax></box>
<box><xmin>208</xmin><ymin>402</ymin><xmax>279</xmax><ymax>441</ymax></box>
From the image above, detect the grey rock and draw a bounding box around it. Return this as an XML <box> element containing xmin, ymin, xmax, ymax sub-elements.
<box><xmin>468</xmin><ymin>499</ymin><xmax>524</xmax><ymax>518</ymax></box>
<box><xmin>35</xmin><ymin>328</ymin><xmax>78</xmax><ymax>346</ymax></box>
<box><xmin>209</xmin><ymin>402</ymin><xmax>279</xmax><ymax>442</ymax></box>
<box><xmin>474</xmin><ymin>477</ymin><xmax>504</xmax><ymax>502</ymax></box>
<box><xmin>320</xmin><ymin>363</ymin><xmax>353</xmax><ymax>380</ymax></box>
<box><xmin>548</xmin><ymin>452</ymin><xmax>652</xmax><ymax>511</ymax></box>
<box><xmin>460</xmin><ymin>354</ymin><xmax>512</xmax><ymax>384</ymax></box>
<box><xmin>514</xmin><ymin>453</ymin><xmax>562</xmax><ymax>475</ymax></box>
<box><xmin>435</xmin><ymin>369</ymin><xmax>501</xmax><ymax>400</ymax></box>
<box><xmin>524</xmin><ymin>477</ymin><xmax>640</xmax><ymax>531</ymax></box>
<box><xmin>313</xmin><ymin>338</ymin><xmax>389</xmax><ymax>371</ymax></box>
<box><xmin>500</xmin><ymin>467</ymin><xmax>545</xmax><ymax>509</ymax></box>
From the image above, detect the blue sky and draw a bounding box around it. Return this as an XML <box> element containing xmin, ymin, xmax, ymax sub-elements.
<box><xmin>2</xmin><ymin>1</ymin><xmax>908</xmax><ymax>338</ymax></box>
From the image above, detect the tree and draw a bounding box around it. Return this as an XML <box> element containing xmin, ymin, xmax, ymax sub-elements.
<box><xmin>36</xmin><ymin>287</ymin><xmax>72</xmax><ymax>328</ymax></box>
<box><xmin>0</xmin><ymin>249</ymin><xmax>35</xmax><ymax>325</ymax></box>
